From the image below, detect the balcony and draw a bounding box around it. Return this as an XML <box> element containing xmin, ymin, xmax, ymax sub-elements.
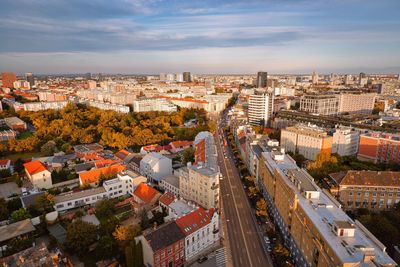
<box><xmin>211</xmin><ymin>183</ymin><xmax>218</xmax><ymax>190</ymax></box>
<box><xmin>213</xmin><ymin>228</ymin><xmax>219</xmax><ymax>234</ymax></box>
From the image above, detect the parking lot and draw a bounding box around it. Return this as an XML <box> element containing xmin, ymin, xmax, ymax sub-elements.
<box><xmin>0</xmin><ymin>182</ymin><xmax>21</xmax><ymax>199</ymax></box>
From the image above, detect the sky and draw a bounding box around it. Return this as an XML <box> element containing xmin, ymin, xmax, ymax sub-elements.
<box><xmin>0</xmin><ymin>0</ymin><xmax>400</xmax><ymax>74</ymax></box>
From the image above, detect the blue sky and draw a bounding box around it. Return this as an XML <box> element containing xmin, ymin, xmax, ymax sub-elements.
<box><xmin>0</xmin><ymin>0</ymin><xmax>399</xmax><ymax>74</ymax></box>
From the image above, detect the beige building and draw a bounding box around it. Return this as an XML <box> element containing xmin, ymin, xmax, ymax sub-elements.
<box><xmin>280</xmin><ymin>125</ymin><xmax>332</xmax><ymax>160</ymax></box>
<box><xmin>258</xmin><ymin>150</ymin><xmax>396</xmax><ymax>267</ymax></box>
<box><xmin>177</xmin><ymin>132</ymin><xmax>219</xmax><ymax>209</ymax></box>
<box><xmin>338</xmin><ymin>93</ymin><xmax>376</xmax><ymax>115</ymax></box>
<box><xmin>23</xmin><ymin>161</ymin><xmax>52</xmax><ymax>189</ymax></box>
<box><xmin>329</xmin><ymin>170</ymin><xmax>400</xmax><ymax>211</ymax></box>
<box><xmin>300</xmin><ymin>94</ymin><xmax>339</xmax><ymax>115</ymax></box>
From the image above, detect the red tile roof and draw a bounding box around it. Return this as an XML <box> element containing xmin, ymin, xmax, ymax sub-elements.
<box><xmin>79</xmin><ymin>164</ymin><xmax>126</xmax><ymax>186</ymax></box>
<box><xmin>159</xmin><ymin>192</ymin><xmax>176</xmax><ymax>206</ymax></box>
<box><xmin>176</xmin><ymin>208</ymin><xmax>215</xmax><ymax>236</ymax></box>
<box><xmin>0</xmin><ymin>159</ymin><xmax>11</xmax><ymax>165</ymax></box>
<box><xmin>94</xmin><ymin>159</ymin><xmax>117</xmax><ymax>168</ymax></box>
<box><xmin>114</xmin><ymin>149</ymin><xmax>130</xmax><ymax>160</ymax></box>
<box><xmin>23</xmin><ymin>161</ymin><xmax>48</xmax><ymax>176</ymax></box>
<box><xmin>133</xmin><ymin>183</ymin><xmax>159</xmax><ymax>204</ymax></box>
<box><xmin>170</xmin><ymin>140</ymin><xmax>193</xmax><ymax>148</ymax></box>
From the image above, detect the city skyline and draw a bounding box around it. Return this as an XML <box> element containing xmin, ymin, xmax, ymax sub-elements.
<box><xmin>0</xmin><ymin>0</ymin><xmax>400</xmax><ymax>74</ymax></box>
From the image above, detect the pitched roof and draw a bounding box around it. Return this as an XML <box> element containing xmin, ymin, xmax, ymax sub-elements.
<box><xmin>338</xmin><ymin>170</ymin><xmax>400</xmax><ymax>187</ymax></box>
<box><xmin>144</xmin><ymin>222</ymin><xmax>185</xmax><ymax>252</ymax></box>
<box><xmin>0</xmin><ymin>159</ymin><xmax>11</xmax><ymax>165</ymax></box>
<box><xmin>0</xmin><ymin>219</ymin><xmax>36</xmax><ymax>243</ymax></box>
<box><xmin>176</xmin><ymin>207</ymin><xmax>215</xmax><ymax>236</ymax></box>
<box><xmin>115</xmin><ymin>149</ymin><xmax>130</xmax><ymax>160</ymax></box>
<box><xmin>23</xmin><ymin>160</ymin><xmax>48</xmax><ymax>175</ymax></box>
<box><xmin>79</xmin><ymin>164</ymin><xmax>126</xmax><ymax>185</ymax></box>
<box><xmin>94</xmin><ymin>159</ymin><xmax>117</xmax><ymax>168</ymax></box>
<box><xmin>159</xmin><ymin>192</ymin><xmax>176</xmax><ymax>206</ymax></box>
<box><xmin>170</xmin><ymin>140</ymin><xmax>193</xmax><ymax>148</ymax></box>
<box><xmin>133</xmin><ymin>183</ymin><xmax>160</xmax><ymax>204</ymax></box>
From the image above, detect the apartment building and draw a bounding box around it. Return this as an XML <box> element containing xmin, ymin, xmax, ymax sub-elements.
<box><xmin>357</xmin><ymin>132</ymin><xmax>400</xmax><ymax>163</ymax></box>
<box><xmin>338</xmin><ymin>93</ymin><xmax>376</xmax><ymax>115</ymax></box>
<box><xmin>329</xmin><ymin>170</ymin><xmax>400</xmax><ymax>211</ymax></box>
<box><xmin>132</xmin><ymin>98</ymin><xmax>177</xmax><ymax>113</ymax></box>
<box><xmin>87</xmin><ymin>100</ymin><xmax>130</xmax><ymax>113</ymax></box>
<box><xmin>248</xmin><ymin>89</ymin><xmax>274</xmax><ymax>126</ymax></box>
<box><xmin>176</xmin><ymin>207</ymin><xmax>219</xmax><ymax>261</ymax></box>
<box><xmin>22</xmin><ymin>101</ymin><xmax>69</xmax><ymax>111</ymax></box>
<box><xmin>140</xmin><ymin>152</ymin><xmax>172</xmax><ymax>183</ymax></box>
<box><xmin>300</xmin><ymin>94</ymin><xmax>339</xmax><ymax>115</ymax></box>
<box><xmin>178</xmin><ymin>132</ymin><xmax>220</xmax><ymax>209</ymax></box>
<box><xmin>332</xmin><ymin>127</ymin><xmax>360</xmax><ymax>156</ymax></box>
<box><xmin>280</xmin><ymin>125</ymin><xmax>332</xmax><ymax>160</ymax></box>
<box><xmin>258</xmin><ymin>150</ymin><xmax>396</xmax><ymax>267</ymax></box>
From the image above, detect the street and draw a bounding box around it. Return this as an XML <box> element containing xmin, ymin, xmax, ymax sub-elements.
<box><xmin>215</xmin><ymin>118</ymin><xmax>273</xmax><ymax>267</ymax></box>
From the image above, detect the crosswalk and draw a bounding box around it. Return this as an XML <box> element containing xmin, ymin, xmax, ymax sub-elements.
<box><xmin>215</xmin><ymin>248</ymin><xmax>227</xmax><ymax>267</ymax></box>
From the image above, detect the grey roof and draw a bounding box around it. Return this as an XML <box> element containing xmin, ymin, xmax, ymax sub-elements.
<box><xmin>47</xmin><ymin>223</ymin><xmax>67</xmax><ymax>244</ymax></box>
<box><xmin>162</xmin><ymin>174</ymin><xmax>180</xmax><ymax>189</ymax></box>
<box><xmin>55</xmin><ymin>187</ymin><xmax>106</xmax><ymax>203</ymax></box>
<box><xmin>251</xmin><ymin>144</ymin><xmax>263</xmax><ymax>157</ymax></box>
<box><xmin>21</xmin><ymin>192</ymin><xmax>45</xmax><ymax>208</ymax></box>
<box><xmin>52</xmin><ymin>153</ymin><xmax>76</xmax><ymax>164</ymax></box>
<box><xmin>144</xmin><ymin>222</ymin><xmax>185</xmax><ymax>251</ymax></box>
<box><xmin>75</xmin><ymin>162</ymin><xmax>95</xmax><ymax>173</ymax></box>
<box><xmin>0</xmin><ymin>219</ymin><xmax>36</xmax><ymax>243</ymax></box>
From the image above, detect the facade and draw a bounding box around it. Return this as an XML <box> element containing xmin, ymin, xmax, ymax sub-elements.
<box><xmin>176</xmin><ymin>208</ymin><xmax>219</xmax><ymax>261</ymax></box>
<box><xmin>3</xmin><ymin>117</ymin><xmax>27</xmax><ymax>131</ymax></box>
<box><xmin>55</xmin><ymin>172</ymin><xmax>147</xmax><ymax>212</ymax></box>
<box><xmin>169</xmin><ymin>141</ymin><xmax>193</xmax><ymax>153</ymax></box>
<box><xmin>140</xmin><ymin>152</ymin><xmax>173</xmax><ymax>183</ymax></box>
<box><xmin>160</xmin><ymin>174</ymin><xmax>180</xmax><ymax>196</ymax></box>
<box><xmin>329</xmin><ymin>170</ymin><xmax>400</xmax><ymax>211</ymax></box>
<box><xmin>248</xmin><ymin>89</ymin><xmax>274</xmax><ymax>127</ymax></box>
<box><xmin>37</xmin><ymin>91</ymin><xmax>68</xmax><ymax>102</ymax></box>
<box><xmin>183</xmin><ymin>72</ymin><xmax>191</xmax><ymax>82</ymax></box>
<box><xmin>87</xmin><ymin>100</ymin><xmax>130</xmax><ymax>113</ymax></box>
<box><xmin>25</xmin><ymin>72</ymin><xmax>34</xmax><ymax>87</ymax></box>
<box><xmin>280</xmin><ymin>125</ymin><xmax>332</xmax><ymax>160</ymax></box>
<box><xmin>357</xmin><ymin>132</ymin><xmax>400</xmax><ymax>163</ymax></box>
<box><xmin>258</xmin><ymin>150</ymin><xmax>396</xmax><ymax>267</ymax></box>
<box><xmin>23</xmin><ymin>161</ymin><xmax>52</xmax><ymax>189</ymax></box>
<box><xmin>132</xmin><ymin>98</ymin><xmax>177</xmax><ymax>113</ymax></box>
<box><xmin>1</xmin><ymin>72</ymin><xmax>17</xmax><ymax>88</ymax></box>
<box><xmin>178</xmin><ymin>132</ymin><xmax>220</xmax><ymax>209</ymax></box>
<box><xmin>140</xmin><ymin>222</ymin><xmax>186</xmax><ymax>267</ymax></box>
<box><xmin>300</xmin><ymin>94</ymin><xmax>339</xmax><ymax>115</ymax></box>
<box><xmin>338</xmin><ymin>93</ymin><xmax>376</xmax><ymax>115</ymax></box>
<box><xmin>22</xmin><ymin>101</ymin><xmax>69</xmax><ymax>111</ymax></box>
<box><xmin>256</xmin><ymin>71</ymin><xmax>268</xmax><ymax>88</ymax></box>
<box><xmin>332</xmin><ymin>127</ymin><xmax>360</xmax><ymax>156</ymax></box>
<box><xmin>0</xmin><ymin>159</ymin><xmax>12</xmax><ymax>172</ymax></box>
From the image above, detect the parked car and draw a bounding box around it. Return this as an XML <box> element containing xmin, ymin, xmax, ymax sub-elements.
<box><xmin>197</xmin><ymin>256</ymin><xmax>208</xmax><ymax>263</ymax></box>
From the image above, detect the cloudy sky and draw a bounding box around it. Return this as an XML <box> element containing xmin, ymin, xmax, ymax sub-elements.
<box><xmin>0</xmin><ymin>0</ymin><xmax>399</xmax><ymax>74</ymax></box>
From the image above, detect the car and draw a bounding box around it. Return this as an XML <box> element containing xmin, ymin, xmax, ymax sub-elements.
<box><xmin>197</xmin><ymin>256</ymin><xmax>208</xmax><ymax>263</ymax></box>
<box><xmin>264</xmin><ymin>236</ymin><xmax>270</xmax><ymax>244</ymax></box>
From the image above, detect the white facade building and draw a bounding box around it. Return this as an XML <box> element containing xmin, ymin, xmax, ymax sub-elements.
<box><xmin>332</xmin><ymin>127</ymin><xmax>360</xmax><ymax>156</ymax></box>
<box><xmin>248</xmin><ymin>90</ymin><xmax>274</xmax><ymax>126</ymax></box>
<box><xmin>140</xmin><ymin>152</ymin><xmax>173</xmax><ymax>183</ymax></box>
<box><xmin>87</xmin><ymin>100</ymin><xmax>130</xmax><ymax>113</ymax></box>
<box><xmin>132</xmin><ymin>98</ymin><xmax>177</xmax><ymax>113</ymax></box>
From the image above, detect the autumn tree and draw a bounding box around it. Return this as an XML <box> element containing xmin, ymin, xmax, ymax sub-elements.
<box><xmin>66</xmin><ymin>220</ymin><xmax>97</xmax><ymax>255</ymax></box>
<box><xmin>35</xmin><ymin>192</ymin><xmax>55</xmax><ymax>214</ymax></box>
<box><xmin>113</xmin><ymin>224</ymin><xmax>141</xmax><ymax>243</ymax></box>
<box><xmin>255</xmin><ymin>199</ymin><xmax>267</xmax><ymax>218</ymax></box>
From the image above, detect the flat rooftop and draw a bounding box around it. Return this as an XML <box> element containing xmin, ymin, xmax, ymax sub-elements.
<box><xmin>0</xmin><ymin>219</ymin><xmax>35</xmax><ymax>243</ymax></box>
<box><xmin>262</xmin><ymin>151</ymin><xmax>396</xmax><ymax>266</ymax></box>
<box><xmin>55</xmin><ymin>187</ymin><xmax>106</xmax><ymax>203</ymax></box>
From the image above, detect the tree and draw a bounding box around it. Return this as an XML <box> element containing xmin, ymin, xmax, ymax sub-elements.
<box><xmin>0</xmin><ymin>198</ymin><xmax>8</xmax><ymax>221</ymax></box>
<box><xmin>95</xmin><ymin>199</ymin><xmax>115</xmax><ymax>219</ymax></box>
<box><xmin>66</xmin><ymin>220</ymin><xmax>97</xmax><ymax>255</ymax></box>
<box><xmin>182</xmin><ymin>147</ymin><xmax>195</xmax><ymax>165</ymax></box>
<box><xmin>96</xmin><ymin>235</ymin><xmax>117</xmax><ymax>260</ymax></box>
<box><xmin>35</xmin><ymin>192</ymin><xmax>55</xmax><ymax>214</ymax></box>
<box><xmin>41</xmin><ymin>140</ymin><xmax>57</xmax><ymax>156</ymax></box>
<box><xmin>125</xmin><ymin>241</ymin><xmax>135</xmax><ymax>267</ymax></box>
<box><xmin>307</xmin><ymin>152</ymin><xmax>338</xmax><ymax>170</ymax></box>
<box><xmin>7</xmin><ymin>198</ymin><xmax>22</xmax><ymax>213</ymax></box>
<box><xmin>113</xmin><ymin>224</ymin><xmax>141</xmax><ymax>242</ymax></box>
<box><xmin>11</xmin><ymin>208</ymin><xmax>31</xmax><ymax>222</ymax></box>
<box><xmin>255</xmin><ymin>199</ymin><xmax>267</xmax><ymax>218</ymax></box>
<box><xmin>135</xmin><ymin>240</ymin><xmax>144</xmax><ymax>267</ymax></box>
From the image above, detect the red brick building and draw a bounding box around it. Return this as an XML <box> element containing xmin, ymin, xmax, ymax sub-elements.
<box><xmin>1</xmin><ymin>72</ymin><xmax>17</xmax><ymax>88</ymax></box>
<box><xmin>357</xmin><ymin>132</ymin><xmax>400</xmax><ymax>163</ymax></box>
<box><xmin>140</xmin><ymin>222</ymin><xmax>185</xmax><ymax>267</ymax></box>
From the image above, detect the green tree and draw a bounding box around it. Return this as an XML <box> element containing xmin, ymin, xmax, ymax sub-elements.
<box><xmin>66</xmin><ymin>220</ymin><xmax>97</xmax><ymax>255</ymax></box>
<box><xmin>0</xmin><ymin>198</ymin><xmax>8</xmax><ymax>221</ymax></box>
<box><xmin>40</xmin><ymin>140</ymin><xmax>57</xmax><ymax>156</ymax></box>
<box><xmin>95</xmin><ymin>199</ymin><xmax>115</xmax><ymax>219</ymax></box>
<box><xmin>182</xmin><ymin>147</ymin><xmax>195</xmax><ymax>165</ymax></box>
<box><xmin>96</xmin><ymin>235</ymin><xmax>117</xmax><ymax>260</ymax></box>
<box><xmin>11</xmin><ymin>208</ymin><xmax>31</xmax><ymax>222</ymax></box>
<box><xmin>35</xmin><ymin>192</ymin><xmax>55</xmax><ymax>214</ymax></box>
<box><xmin>125</xmin><ymin>241</ymin><xmax>135</xmax><ymax>267</ymax></box>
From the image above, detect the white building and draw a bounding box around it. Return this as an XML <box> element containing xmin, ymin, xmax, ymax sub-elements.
<box><xmin>176</xmin><ymin>208</ymin><xmax>219</xmax><ymax>261</ymax></box>
<box><xmin>160</xmin><ymin>174</ymin><xmax>180</xmax><ymax>196</ymax></box>
<box><xmin>23</xmin><ymin>161</ymin><xmax>52</xmax><ymax>189</ymax></box>
<box><xmin>87</xmin><ymin>100</ymin><xmax>130</xmax><ymax>113</ymax></box>
<box><xmin>338</xmin><ymin>93</ymin><xmax>376</xmax><ymax>115</ymax></box>
<box><xmin>54</xmin><ymin>171</ymin><xmax>147</xmax><ymax>212</ymax></box>
<box><xmin>23</xmin><ymin>101</ymin><xmax>69</xmax><ymax>112</ymax></box>
<box><xmin>248</xmin><ymin>89</ymin><xmax>274</xmax><ymax>126</ymax></box>
<box><xmin>132</xmin><ymin>98</ymin><xmax>177</xmax><ymax>113</ymax></box>
<box><xmin>140</xmin><ymin>152</ymin><xmax>172</xmax><ymax>183</ymax></box>
<box><xmin>332</xmin><ymin>127</ymin><xmax>360</xmax><ymax>156</ymax></box>
<box><xmin>300</xmin><ymin>94</ymin><xmax>339</xmax><ymax>115</ymax></box>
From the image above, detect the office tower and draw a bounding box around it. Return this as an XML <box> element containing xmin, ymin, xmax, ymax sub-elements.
<box><xmin>85</xmin><ymin>72</ymin><xmax>91</xmax><ymax>80</ymax></box>
<box><xmin>159</xmin><ymin>73</ymin><xmax>166</xmax><ymax>82</ymax></box>
<box><xmin>1</xmin><ymin>72</ymin><xmax>17</xmax><ymax>88</ymax></box>
<box><xmin>256</xmin><ymin>71</ymin><xmax>268</xmax><ymax>88</ymax></box>
<box><xmin>359</xmin><ymin>72</ymin><xmax>367</xmax><ymax>86</ymax></box>
<box><xmin>248</xmin><ymin>89</ymin><xmax>274</xmax><ymax>127</ymax></box>
<box><xmin>300</xmin><ymin>94</ymin><xmax>339</xmax><ymax>115</ymax></box>
<box><xmin>312</xmin><ymin>71</ymin><xmax>318</xmax><ymax>84</ymax></box>
<box><xmin>175</xmin><ymin>73</ymin><xmax>183</xmax><ymax>82</ymax></box>
<box><xmin>25</xmin><ymin>72</ymin><xmax>34</xmax><ymax>87</ymax></box>
<box><xmin>344</xmin><ymin>74</ymin><xmax>352</xmax><ymax>85</ymax></box>
<box><xmin>183</xmin><ymin>72</ymin><xmax>191</xmax><ymax>82</ymax></box>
